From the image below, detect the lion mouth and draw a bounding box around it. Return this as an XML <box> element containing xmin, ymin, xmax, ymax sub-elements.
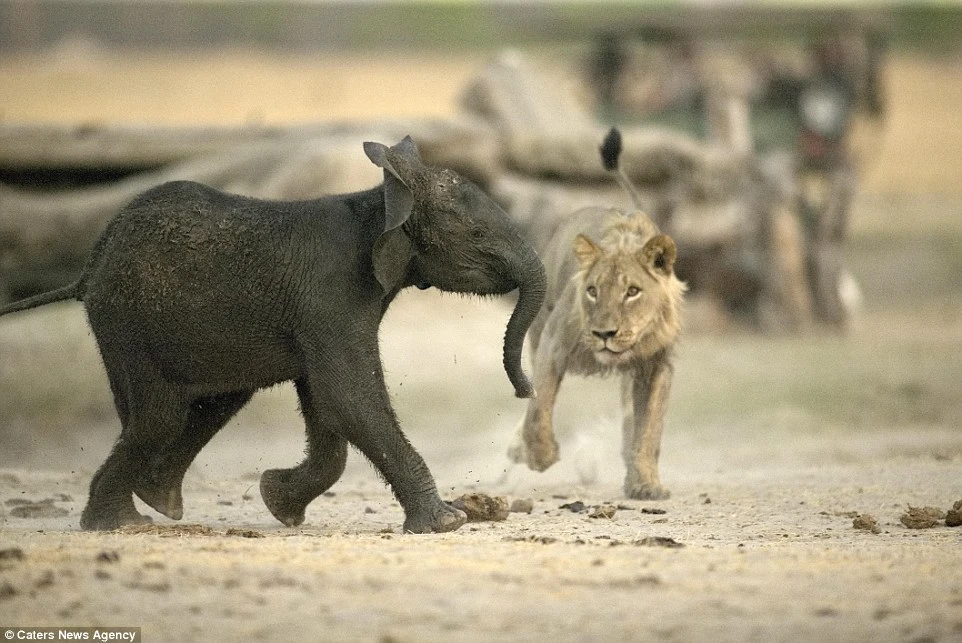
<box><xmin>594</xmin><ymin>343</ymin><xmax>630</xmax><ymax>364</ymax></box>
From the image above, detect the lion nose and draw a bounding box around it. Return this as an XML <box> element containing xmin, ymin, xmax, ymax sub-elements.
<box><xmin>592</xmin><ymin>329</ymin><xmax>618</xmax><ymax>340</ymax></box>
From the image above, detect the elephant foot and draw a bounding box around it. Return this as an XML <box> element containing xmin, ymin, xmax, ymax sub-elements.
<box><xmin>80</xmin><ymin>501</ymin><xmax>153</xmax><ymax>531</ymax></box>
<box><xmin>624</xmin><ymin>479</ymin><xmax>670</xmax><ymax>501</ymax></box>
<box><xmin>260</xmin><ymin>468</ymin><xmax>309</xmax><ymax>527</ymax></box>
<box><xmin>508</xmin><ymin>432</ymin><xmax>559</xmax><ymax>472</ymax></box>
<box><xmin>134</xmin><ymin>481</ymin><xmax>184</xmax><ymax>520</ymax></box>
<box><xmin>402</xmin><ymin>500</ymin><xmax>467</xmax><ymax>534</ymax></box>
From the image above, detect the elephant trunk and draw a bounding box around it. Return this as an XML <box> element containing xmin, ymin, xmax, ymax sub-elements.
<box><xmin>502</xmin><ymin>246</ymin><xmax>547</xmax><ymax>398</ymax></box>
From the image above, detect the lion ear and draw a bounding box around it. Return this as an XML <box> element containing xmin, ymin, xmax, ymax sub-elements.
<box><xmin>573</xmin><ymin>234</ymin><xmax>602</xmax><ymax>269</ymax></box>
<box><xmin>641</xmin><ymin>234</ymin><xmax>676</xmax><ymax>276</ymax></box>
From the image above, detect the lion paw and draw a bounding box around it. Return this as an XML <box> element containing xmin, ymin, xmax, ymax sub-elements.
<box><xmin>508</xmin><ymin>425</ymin><xmax>559</xmax><ymax>472</ymax></box>
<box><xmin>522</xmin><ymin>438</ymin><xmax>559</xmax><ymax>472</ymax></box>
<box><xmin>625</xmin><ymin>480</ymin><xmax>670</xmax><ymax>500</ymax></box>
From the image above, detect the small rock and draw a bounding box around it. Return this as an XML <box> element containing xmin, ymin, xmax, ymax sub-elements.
<box><xmin>116</xmin><ymin>523</ymin><xmax>215</xmax><ymax>536</ymax></box>
<box><xmin>34</xmin><ymin>570</ymin><xmax>55</xmax><ymax>588</ymax></box>
<box><xmin>450</xmin><ymin>493</ymin><xmax>509</xmax><ymax>522</ymax></box>
<box><xmin>9</xmin><ymin>499</ymin><xmax>69</xmax><ymax>519</ymax></box>
<box><xmin>589</xmin><ymin>504</ymin><xmax>617</xmax><ymax>519</ymax></box>
<box><xmin>0</xmin><ymin>547</ymin><xmax>25</xmax><ymax>561</ymax></box>
<box><xmin>509</xmin><ymin>498</ymin><xmax>534</xmax><ymax>514</ymax></box>
<box><xmin>0</xmin><ymin>581</ymin><xmax>17</xmax><ymax>600</ymax></box>
<box><xmin>559</xmin><ymin>501</ymin><xmax>586</xmax><ymax>513</ymax></box>
<box><xmin>853</xmin><ymin>513</ymin><xmax>881</xmax><ymax>534</ymax></box>
<box><xmin>96</xmin><ymin>551</ymin><xmax>120</xmax><ymax>563</ymax></box>
<box><xmin>225</xmin><ymin>528</ymin><xmax>265</xmax><ymax>538</ymax></box>
<box><xmin>641</xmin><ymin>507</ymin><xmax>667</xmax><ymax>515</ymax></box>
<box><xmin>632</xmin><ymin>536</ymin><xmax>684</xmax><ymax>548</ymax></box>
<box><xmin>945</xmin><ymin>499</ymin><xmax>962</xmax><ymax>527</ymax></box>
<box><xmin>899</xmin><ymin>506</ymin><xmax>944</xmax><ymax>529</ymax></box>
<box><xmin>502</xmin><ymin>535</ymin><xmax>557</xmax><ymax>545</ymax></box>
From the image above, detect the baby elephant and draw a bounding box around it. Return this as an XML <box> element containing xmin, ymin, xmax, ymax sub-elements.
<box><xmin>0</xmin><ymin>136</ymin><xmax>546</xmax><ymax>533</ymax></box>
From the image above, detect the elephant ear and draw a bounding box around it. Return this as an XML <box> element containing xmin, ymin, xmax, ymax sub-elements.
<box><xmin>364</xmin><ymin>139</ymin><xmax>420</xmax><ymax>293</ymax></box>
<box><xmin>363</xmin><ymin>140</ymin><xmax>415</xmax><ymax>233</ymax></box>
<box><xmin>370</xmin><ymin>228</ymin><xmax>415</xmax><ymax>294</ymax></box>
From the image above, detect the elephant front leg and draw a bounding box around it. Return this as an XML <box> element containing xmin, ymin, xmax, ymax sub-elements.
<box><xmin>621</xmin><ymin>360</ymin><xmax>673</xmax><ymax>500</ymax></box>
<box><xmin>507</xmin><ymin>339</ymin><xmax>565</xmax><ymax>472</ymax></box>
<box><xmin>260</xmin><ymin>379</ymin><xmax>349</xmax><ymax>527</ymax></box>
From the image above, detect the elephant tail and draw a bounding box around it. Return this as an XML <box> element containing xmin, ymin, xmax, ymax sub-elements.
<box><xmin>0</xmin><ymin>282</ymin><xmax>83</xmax><ymax>317</ymax></box>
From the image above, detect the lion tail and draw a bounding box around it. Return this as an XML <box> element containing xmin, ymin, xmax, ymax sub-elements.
<box><xmin>600</xmin><ymin>127</ymin><xmax>646</xmax><ymax>213</ymax></box>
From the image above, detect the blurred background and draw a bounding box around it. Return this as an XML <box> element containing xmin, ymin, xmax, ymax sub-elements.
<box><xmin>0</xmin><ymin>1</ymin><xmax>960</xmax><ymax>493</ymax></box>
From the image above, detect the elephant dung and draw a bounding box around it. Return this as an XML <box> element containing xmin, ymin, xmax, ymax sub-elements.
<box><xmin>899</xmin><ymin>506</ymin><xmax>945</xmax><ymax>529</ymax></box>
<box><xmin>450</xmin><ymin>493</ymin><xmax>509</xmax><ymax>522</ymax></box>
<box><xmin>852</xmin><ymin>513</ymin><xmax>881</xmax><ymax>534</ymax></box>
<box><xmin>945</xmin><ymin>499</ymin><xmax>962</xmax><ymax>527</ymax></box>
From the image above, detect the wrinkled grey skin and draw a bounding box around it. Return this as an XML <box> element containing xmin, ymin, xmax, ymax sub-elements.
<box><xmin>0</xmin><ymin>136</ymin><xmax>546</xmax><ymax>534</ymax></box>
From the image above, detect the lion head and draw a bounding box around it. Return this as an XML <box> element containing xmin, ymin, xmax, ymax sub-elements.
<box><xmin>572</xmin><ymin>212</ymin><xmax>686</xmax><ymax>367</ymax></box>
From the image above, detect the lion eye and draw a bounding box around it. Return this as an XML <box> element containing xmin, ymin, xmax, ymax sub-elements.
<box><xmin>626</xmin><ymin>286</ymin><xmax>642</xmax><ymax>298</ymax></box>
<box><xmin>586</xmin><ymin>286</ymin><xmax>598</xmax><ymax>299</ymax></box>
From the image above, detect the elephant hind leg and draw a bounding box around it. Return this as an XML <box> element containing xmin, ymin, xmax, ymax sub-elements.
<box><xmin>135</xmin><ymin>390</ymin><xmax>254</xmax><ymax>520</ymax></box>
<box><xmin>82</xmin><ymin>378</ymin><xmax>189</xmax><ymax>531</ymax></box>
<box><xmin>260</xmin><ymin>378</ymin><xmax>348</xmax><ymax>527</ymax></box>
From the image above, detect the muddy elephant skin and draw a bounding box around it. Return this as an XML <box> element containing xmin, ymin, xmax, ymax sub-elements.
<box><xmin>0</xmin><ymin>136</ymin><xmax>547</xmax><ymax>534</ymax></box>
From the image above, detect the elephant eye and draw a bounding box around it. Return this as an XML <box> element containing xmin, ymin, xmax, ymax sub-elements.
<box><xmin>626</xmin><ymin>286</ymin><xmax>641</xmax><ymax>299</ymax></box>
<box><xmin>586</xmin><ymin>285</ymin><xmax>598</xmax><ymax>300</ymax></box>
<box><xmin>469</xmin><ymin>227</ymin><xmax>486</xmax><ymax>241</ymax></box>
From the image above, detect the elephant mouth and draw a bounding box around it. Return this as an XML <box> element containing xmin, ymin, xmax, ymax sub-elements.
<box><xmin>416</xmin><ymin>281</ymin><xmax>431</xmax><ymax>290</ymax></box>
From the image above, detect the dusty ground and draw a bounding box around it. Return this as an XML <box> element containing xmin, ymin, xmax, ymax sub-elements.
<box><xmin>1</xmin><ymin>47</ymin><xmax>962</xmax><ymax>642</ymax></box>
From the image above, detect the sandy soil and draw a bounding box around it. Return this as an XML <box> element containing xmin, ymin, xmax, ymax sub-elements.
<box><xmin>1</xmin><ymin>48</ymin><xmax>962</xmax><ymax>642</ymax></box>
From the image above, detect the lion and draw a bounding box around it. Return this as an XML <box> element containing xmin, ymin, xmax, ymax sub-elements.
<box><xmin>508</xmin><ymin>129</ymin><xmax>686</xmax><ymax>499</ymax></box>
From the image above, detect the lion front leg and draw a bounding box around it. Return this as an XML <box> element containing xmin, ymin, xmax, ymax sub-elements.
<box><xmin>621</xmin><ymin>359</ymin><xmax>673</xmax><ymax>500</ymax></box>
<box><xmin>508</xmin><ymin>325</ymin><xmax>566</xmax><ymax>472</ymax></box>
<box><xmin>508</xmin><ymin>400</ymin><xmax>560</xmax><ymax>472</ymax></box>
